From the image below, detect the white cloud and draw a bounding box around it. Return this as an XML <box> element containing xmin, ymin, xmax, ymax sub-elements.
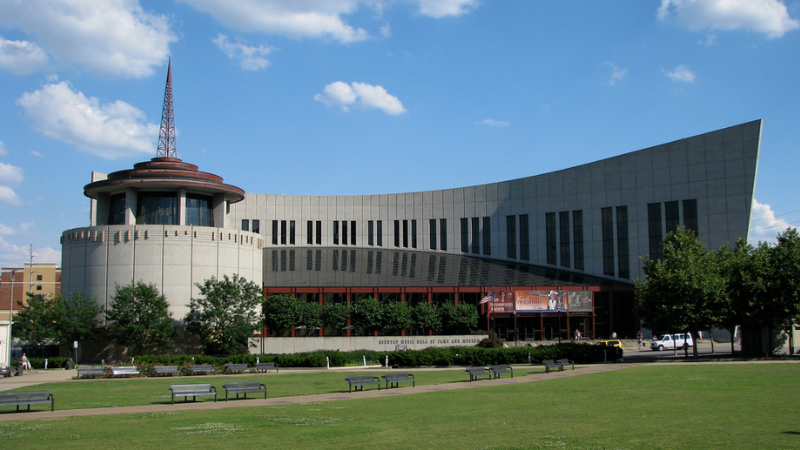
<box><xmin>664</xmin><ymin>64</ymin><xmax>696</xmax><ymax>82</ymax></box>
<box><xmin>604</xmin><ymin>61</ymin><xmax>628</xmax><ymax>85</ymax></box>
<box><xmin>178</xmin><ymin>0</ymin><xmax>478</xmax><ymax>43</ymax></box>
<box><xmin>30</xmin><ymin>151</ymin><xmax>42</xmax><ymax>158</ymax></box>
<box><xmin>0</xmin><ymin>141</ymin><xmax>6</xmax><ymax>156</ymax></box>
<box><xmin>0</xmin><ymin>234</ymin><xmax>61</xmax><ymax>267</ymax></box>
<box><xmin>480</xmin><ymin>119</ymin><xmax>510</xmax><ymax>127</ymax></box>
<box><xmin>0</xmin><ymin>222</ymin><xmax>13</xmax><ymax>235</ymax></box>
<box><xmin>0</xmin><ymin>0</ymin><xmax>176</xmax><ymax>78</ymax></box>
<box><xmin>0</xmin><ymin>186</ymin><xmax>23</xmax><ymax>206</ymax></box>
<box><xmin>749</xmin><ymin>199</ymin><xmax>797</xmax><ymax>244</ymax></box>
<box><xmin>657</xmin><ymin>0</ymin><xmax>800</xmax><ymax>38</ymax></box>
<box><xmin>16</xmin><ymin>82</ymin><xmax>159</xmax><ymax>159</ymax></box>
<box><xmin>0</xmin><ymin>162</ymin><xmax>24</xmax><ymax>185</ymax></box>
<box><xmin>212</xmin><ymin>34</ymin><xmax>273</xmax><ymax>71</ymax></box>
<box><xmin>34</xmin><ymin>247</ymin><xmax>62</xmax><ymax>265</ymax></box>
<box><xmin>315</xmin><ymin>81</ymin><xmax>406</xmax><ymax>115</ymax></box>
<box><xmin>0</xmin><ymin>37</ymin><xmax>48</xmax><ymax>75</ymax></box>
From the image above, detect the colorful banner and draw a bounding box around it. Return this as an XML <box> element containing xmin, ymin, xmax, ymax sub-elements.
<box><xmin>489</xmin><ymin>291</ymin><xmax>516</xmax><ymax>314</ymax></box>
<box><xmin>486</xmin><ymin>290</ymin><xmax>593</xmax><ymax>314</ymax></box>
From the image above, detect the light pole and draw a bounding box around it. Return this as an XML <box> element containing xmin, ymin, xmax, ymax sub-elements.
<box><xmin>7</xmin><ymin>269</ymin><xmax>19</xmax><ymax>366</ymax></box>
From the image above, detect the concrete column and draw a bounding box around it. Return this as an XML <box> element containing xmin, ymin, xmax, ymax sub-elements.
<box><xmin>178</xmin><ymin>188</ymin><xmax>187</xmax><ymax>226</ymax></box>
<box><xmin>124</xmin><ymin>188</ymin><xmax>137</xmax><ymax>225</ymax></box>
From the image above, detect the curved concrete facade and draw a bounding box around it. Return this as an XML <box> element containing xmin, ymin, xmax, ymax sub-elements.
<box><xmin>61</xmin><ymin>225</ymin><xmax>263</xmax><ymax>320</ymax></box>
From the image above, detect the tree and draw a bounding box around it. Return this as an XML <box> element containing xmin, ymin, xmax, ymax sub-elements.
<box><xmin>412</xmin><ymin>302</ymin><xmax>442</xmax><ymax>334</ymax></box>
<box><xmin>185</xmin><ymin>274</ymin><xmax>262</xmax><ymax>355</ymax></box>
<box><xmin>322</xmin><ymin>303</ymin><xmax>350</xmax><ymax>336</ymax></box>
<box><xmin>440</xmin><ymin>301</ymin><xmax>479</xmax><ymax>334</ymax></box>
<box><xmin>383</xmin><ymin>301</ymin><xmax>413</xmax><ymax>335</ymax></box>
<box><xmin>295</xmin><ymin>301</ymin><xmax>323</xmax><ymax>336</ymax></box>
<box><xmin>263</xmin><ymin>294</ymin><xmax>299</xmax><ymax>336</ymax></box>
<box><xmin>106</xmin><ymin>282</ymin><xmax>177</xmax><ymax>352</ymax></box>
<box><xmin>635</xmin><ymin>227</ymin><xmax>726</xmax><ymax>357</ymax></box>
<box><xmin>11</xmin><ymin>293</ymin><xmax>57</xmax><ymax>344</ymax></box>
<box><xmin>350</xmin><ymin>297</ymin><xmax>384</xmax><ymax>335</ymax></box>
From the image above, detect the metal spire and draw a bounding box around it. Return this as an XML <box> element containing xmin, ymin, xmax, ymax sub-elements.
<box><xmin>156</xmin><ymin>59</ymin><xmax>177</xmax><ymax>158</ymax></box>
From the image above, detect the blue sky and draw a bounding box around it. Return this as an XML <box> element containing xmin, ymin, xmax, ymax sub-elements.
<box><xmin>0</xmin><ymin>0</ymin><xmax>798</xmax><ymax>267</ymax></box>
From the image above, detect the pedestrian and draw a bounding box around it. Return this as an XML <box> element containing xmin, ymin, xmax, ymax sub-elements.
<box><xmin>21</xmin><ymin>353</ymin><xmax>31</xmax><ymax>370</ymax></box>
<box><xmin>637</xmin><ymin>331</ymin><xmax>644</xmax><ymax>349</ymax></box>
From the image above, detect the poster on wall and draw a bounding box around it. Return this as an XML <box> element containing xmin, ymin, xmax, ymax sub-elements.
<box><xmin>513</xmin><ymin>290</ymin><xmax>593</xmax><ymax>312</ymax></box>
<box><xmin>489</xmin><ymin>291</ymin><xmax>516</xmax><ymax>313</ymax></box>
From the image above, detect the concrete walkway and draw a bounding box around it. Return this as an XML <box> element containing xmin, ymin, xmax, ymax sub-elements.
<box><xmin>0</xmin><ymin>363</ymin><xmax>635</xmax><ymax>421</ymax></box>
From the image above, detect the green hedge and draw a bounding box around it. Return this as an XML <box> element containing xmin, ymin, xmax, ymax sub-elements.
<box><xmin>10</xmin><ymin>356</ymin><xmax>70</xmax><ymax>369</ymax></box>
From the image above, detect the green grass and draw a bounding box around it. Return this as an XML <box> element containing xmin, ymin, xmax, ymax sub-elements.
<box><xmin>1</xmin><ymin>364</ymin><xmax>799</xmax><ymax>449</ymax></box>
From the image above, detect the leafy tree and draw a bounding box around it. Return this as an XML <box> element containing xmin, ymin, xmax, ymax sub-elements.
<box><xmin>350</xmin><ymin>297</ymin><xmax>384</xmax><ymax>335</ymax></box>
<box><xmin>440</xmin><ymin>301</ymin><xmax>479</xmax><ymax>334</ymax></box>
<box><xmin>295</xmin><ymin>301</ymin><xmax>323</xmax><ymax>336</ymax></box>
<box><xmin>412</xmin><ymin>302</ymin><xmax>442</xmax><ymax>334</ymax></box>
<box><xmin>383</xmin><ymin>301</ymin><xmax>413</xmax><ymax>335</ymax></box>
<box><xmin>11</xmin><ymin>293</ymin><xmax>57</xmax><ymax>344</ymax></box>
<box><xmin>106</xmin><ymin>282</ymin><xmax>177</xmax><ymax>352</ymax></box>
<box><xmin>185</xmin><ymin>274</ymin><xmax>262</xmax><ymax>355</ymax></box>
<box><xmin>263</xmin><ymin>294</ymin><xmax>299</xmax><ymax>336</ymax></box>
<box><xmin>635</xmin><ymin>227</ymin><xmax>726</xmax><ymax>356</ymax></box>
<box><xmin>322</xmin><ymin>302</ymin><xmax>350</xmax><ymax>336</ymax></box>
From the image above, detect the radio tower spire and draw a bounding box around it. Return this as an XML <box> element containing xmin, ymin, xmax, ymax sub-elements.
<box><xmin>156</xmin><ymin>59</ymin><xmax>177</xmax><ymax>158</ymax></box>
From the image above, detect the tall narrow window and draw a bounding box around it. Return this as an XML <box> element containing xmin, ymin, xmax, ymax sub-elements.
<box><xmin>411</xmin><ymin>220</ymin><xmax>417</xmax><ymax>249</ymax></box>
<box><xmin>351</xmin><ymin>221</ymin><xmax>356</xmax><ymax>245</ymax></box>
<box><xmin>460</xmin><ymin>218</ymin><xmax>469</xmax><ymax>252</ymax></box>
<box><xmin>315</xmin><ymin>221</ymin><xmax>322</xmax><ymax>245</ymax></box>
<box><xmin>617</xmin><ymin>206</ymin><xmax>629</xmax><ymax>279</ymax></box>
<box><xmin>573</xmin><ymin>210</ymin><xmax>584</xmax><ymax>271</ymax></box>
<box><xmin>289</xmin><ymin>220</ymin><xmax>296</xmax><ymax>245</ymax></box>
<box><xmin>439</xmin><ymin>219</ymin><xmax>447</xmax><ymax>251</ymax></box>
<box><xmin>252</xmin><ymin>220</ymin><xmax>260</xmax><ymax>234</ymax></box>
<box><xmin>648</xmin><ymin>202</ymin><xmax>663</xmax><ymax>260</ymax></box>
<box><xmin>507</xmin><ymin>215</ymin><xmax>517</xmax><ymax>259</ymax></box>
<box><xmin>272</xmin><ymin>220</ymin><xmax>278</xmax><ymax>245</ymax></box>
<box><xmin>368</xmin><ymin>221</ymin><xmax>374</xmax><ymax>246</ymax></box>
<box><xmin>333</xmin><ymin>221</ymin><xmax>339</xmax><ymax>245</ymax></box>
<box><xmin>482</xmin><ymin>216</ymin><xmax>491</xmax><ymax>255</ymax></box>
<box><xmin>307</xmin><ymin>221</ymin><xmax>313</xmax><ymax>245</ymax></box>
<box><xmin>108</xmin><ymin>193</ymin><xmax>126</xmax><ymax>225</ymax></box>
<box><xmin>602</xmin><ymin>207</ymin><xmax>615</xmax><ymax>276</ymax></box>
<box><xmin>683</xmin><ymin>199</ymin><xmax>698</xmax><ymax>235</ymax></box>
<box><xmin>471</xmin><ymin>217</ymin><xmax>480</xmax><ymax>254</ymax></box>
<box><xmin>242</xmin><ymin>219</ymin><xmax>249</xmax><ymax>232</ymax></box>
<box><xmin>519</xmin><ymin>214</ymin><xmax>530</xmax><ymax>261</ymax></box>
<box><xmin>341</xmin><ymin>221</ymin><xmax>348</xmax><ymax>246</ymax></box>
<box><xmin>665</xmin><ymin>201</ymin><xmax>680</xmax><ymax>236</ymax></box>
<box><xmin>559</xmin><ymin>211</ymin><xmax>570</xmax><ymax>268</ymax></box>
<box><xmin>377</xmin><ymin>220</ymin><xmax>383</xmax><ymax>247</ymax></box>
<box><xmin>394</xmin><ymin>220</ymin><xmax>400</xmax><ymax>247</ymax></box>
<box><xmin>280</xmin><ymin>220</ymin><xmax>287</xmax><ymax>245</ymax></box>
<box><xmin>429</xmin><ymin>219</ymin><xmax>437</xmax><ymax>250</ymax></box>
<box><xmin>403</xmin><ymin>220</ymin><xmax>409</xmax><ymax>248</ymax></box>
<box><xmin>546</xmin><ymin>213</ymin><xmax>556</xmax><ymax>265</ymax></box>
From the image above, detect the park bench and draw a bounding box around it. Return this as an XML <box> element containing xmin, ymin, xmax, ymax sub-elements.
<box><xmin>254</xmin><ymin>362</ymin><xmax>279</xmax><ymax>373</ymax></box>
<box><xmin>153</xmin><ymin>365</ymin><xmax>181</xmax><ymax>377</ymax></box>
<box><xmin>0</xmin><ymin>390</ymin><xmax>54</xmax><ymax>412</ymax></box>
<box><xmin>465</xmin><ymin>366</ymin><xmax>493</xmax><ymax>382</ymax></box>
<box><xmin>169</xmin><ymin>384</ymin><xmax>217</xmax><ymax>404</ymax></box>
<box><xmin>225</xmin><ymin>363</ymin><xmax>251</xmax><ymax>374</ymax></box>
<box><xmin>489</xmin><ymin>364</ymin><xmax>514</xmax><ymax>379</ymax></box>
<box><xmin>110</xmin><ymin>366</ymin><xmax>140</xmax><ymax>378</ymax></box>
<box><xmin>188</xmin><ymin>364</ymin><xmax>216</xmax><ymax>375</ymax></box>
<box><xmin>381</xmin><ymin>372</ymin><xmax>415</xmax><ymax>389</ymax></box>
<box><xmin>556</xmin><ymin>359</ymin><xmax>575</xmax><ymax>371</ymax></box>
<box><xmin>344</xmin><ymin>374</ymin><xmax>381</xmax><ymax>392</ymax></box>
<box><xmin>222</xmin><ymin>381</ymin><xmax>267</xmax><ymax>401</ymax></box>
<box><xmin>77</xmin><ymin>367</ymin><xmax>106</xmax><ymax>378</ymax></box>
<box><xmin>542</xmin><ymin>360</ymin><xmax>563</xmax><ymax>373</ymax></box>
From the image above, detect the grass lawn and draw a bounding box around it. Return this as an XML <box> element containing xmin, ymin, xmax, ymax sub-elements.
<box><xmin>1</xmin><ymin>363</ymin><xmax>799</xmax><ymax>449</ymax></box>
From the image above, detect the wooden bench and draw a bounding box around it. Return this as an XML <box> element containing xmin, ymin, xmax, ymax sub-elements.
<box><xmin>77</xmin><ymin>367</ymin><xmax>106</xmax><ymax>378</ymax></box>
<box><xmin>542</xmin><ymin>360</ymin><xmax>563</xmax><ymax>373</ymax></box>
<box><xmin>465</xmin><ymin>366</ymin><xmax>493</xmax><ymax>382</ymax></box>
<box><xmin>222</xmin><ymin>381</ymin><xmax>267</xmax><ymax>401</ymax></box>
<box><xmin>254</xmin><ymin>362</ymin><xmax>279</xmax><ymax>373</ymax></box>
<box><xmin>381</xmin><ymin>372</ymin><xmax>415</xmax><ymax>389</ymax></box>
<box><xmin>110</xmin><ymin>366</ymin><xmax>140</xmax><ymax>378</ymax></box>
<box><xmin>188</xmin><ymin>364</ymin><xmax>216</xmax><ymax>375</ymax></box>
<box><xmin>344</xmin><ymin>374</ymin><xmax>381</xmax><ymax>392</ymax></box>
<box><xmin>226</xmin><ymin>363</ymin><xmax>251</xmax><ymax>374</ymax></box>
<box><xmin>489</xmin><ymin>364</ymin><xmax>514</xmax><ymax>379</ymax></box>
<box><xmin>556</xmin><ymin>359</ymin><xmax>575</xmax><ymax>371</ymax></box>
<box><xmin>0</xmin><ymin>390</ymin><xmax>54</xmax><ymax>412</ymax></box>
<box><xmin>153</xmin><ymin>365</ymin><xmax>181</xmax><ymax>377</ymax></box>
<box><xmin>169</xmin><ymin>384</ymin><xmax>217</xmax><ymax>404</ymax></box>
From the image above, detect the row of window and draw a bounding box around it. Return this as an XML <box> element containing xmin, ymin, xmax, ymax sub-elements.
<box><xmin>460</xmin><ymin>217</ymin><xmax>491</xmax><ymax>256</ymax></box>
<box><xmin>546</xmin><ymin>211</ymin><xmax>584</xmax><ymax>270</ymax></box>
<box><xmin>109</xmin><ymin>192</ymin><xmax>215</xmax><ymax>227</ymax></box>
<box><xmin>648</xmin><ymin>199</ymin><xmax>698</xmax><ymax>260</ymax></box>
<box><xmin>507</xmin><ymin>215</ymin><xmax>530</xmax><ymax>261</ymax></box>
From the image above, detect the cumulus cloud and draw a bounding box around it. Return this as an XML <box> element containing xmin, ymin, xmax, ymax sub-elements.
<box><xmin>212</xmin><ymin>34</ymin><xmax>273</xmax><ymax>71</ymax></box>
<box><xmin>0</xmin><ymin>186</ymin><xmax>23</xmax><ymax>206</ymax></box>
<box><xmin>657</xmin><ymin>0</ymin><xmax>800</xmax><ymax>38</ymax></box>
<box><xmin>315</xmin><ymin>81</ymin><xmax>407</xmax><ymax>115</ymax></box>
<box><xmin>480</xmin><ymin>119</ymin><xmax>510</xmax><ymax>127</ymax></box>
<box><xmin>0</xmin><ymin>37</ymin><xmax>49</xmax><ymax>75</ymax></box>
<box><xmin>178</xmin><ymin>0</ymin><xmax>478</xmax><ymax>43</ymax></box>
<box><xmin>664</xmin><ymin>64</ymin><xmax>696</xmax><ymax>82</ymax></box>
<box><xmin>16</xmin><ymin>82</ymin><xmax>159</xmax><ymax>159</ymax></box>
<box><xmin>604</xmin><ymin>61</ymin><xmax>628</xmax><ymax>85</ymax></box>
<box><xmin>0</xmin><ymin>162</ymin><xmax>24</xmax><ymax>186</ymax></box>
<box><xmin>0</xmin><ymin>141</ymin><xmax>6</xmax><ymax>156</ymax></box>
<box><xmin>0</xmin><ymin>233</ymin><xmax>61</xmax><ymax>266</ymax></box>
<box><xmin>749</xmin><ymin>199</ymin><xmax>797</xmax><ymax>244</ymax></box>
<box><xmin>0</xmin><ymin>0</ymin><xmax>176</xmax><ymax>77</ymax></box>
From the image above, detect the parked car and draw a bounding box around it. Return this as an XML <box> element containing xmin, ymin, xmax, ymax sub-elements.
<box><xmin>650</xmin><ymin>333</ymin><xmax>694</xmax><ymax>351</ymax></box>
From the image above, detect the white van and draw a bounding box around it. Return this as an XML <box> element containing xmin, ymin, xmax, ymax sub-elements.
<box><xmin>650</xmin><ymin>333</ymin><xmax>694</xmax><ymax>351</ymax></box>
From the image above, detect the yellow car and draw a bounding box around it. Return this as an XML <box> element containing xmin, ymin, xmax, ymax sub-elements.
<box><xmin>597</xmin><ymin>339</ymin><xmax>623</xmax><ymax>349</ymax></box>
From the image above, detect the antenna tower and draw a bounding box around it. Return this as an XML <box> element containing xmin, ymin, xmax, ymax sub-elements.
<box><xmin>156</xmin><ymin>60</ymin><xmax>177</xmax><ymax>158</ymax></box>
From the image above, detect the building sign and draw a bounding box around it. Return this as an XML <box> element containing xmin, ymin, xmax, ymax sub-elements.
<box><xmin>489</xmin><ymin>290</ymin><xmax>593</xmax><ymax>313</ymax></box>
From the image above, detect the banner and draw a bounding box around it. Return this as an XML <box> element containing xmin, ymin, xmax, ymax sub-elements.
<box><xmin>489</xmin><ymin>291</ymin><xmax>516</xmax><ymax>314</ymax></box>
<box><xmin>513</xmin><ymin>290</ymin><xmax>593</xmax><ymax>313</ymax></box>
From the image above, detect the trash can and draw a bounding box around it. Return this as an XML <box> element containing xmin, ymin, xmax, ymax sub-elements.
<box><xmin>66</xmin><ymin>358</ymin><xmax>73</xmax><ymax>370</ymax></box>
<box><xmin>16</xmin><ymin>361</ymin><xmax>24</xmax><ymax>376</ymax></box>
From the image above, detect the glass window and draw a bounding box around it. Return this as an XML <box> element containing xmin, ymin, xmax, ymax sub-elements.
<box><xmin>403</xmin><ymin>220</ymin><xmax>409</xmax><ymax>248</ymax></box>
<box><xmin>482</xmin><ymin>216</ymin><xmax>491</xmax><ymax>255</ymax></box>
<box><xmin>559</xmin><ymin>211</ymin><xmax>570</xmax><ymax>268</ymax></box>
<box><xmin>429</xmin><ymin>219</ymin><xmax>437</xmax><ymax>250</ymax></box>
<box><xmin>546</xmin><ymin>213</ymin><xmax>556</xmax><ymax>264</ymax></box>
<box><xmin>281</xmin><ymin>220</ymin><xmax>287</xmax><ymax>245</ymax></box>
<box><xmin>460</xmin><ymin>218</ymin><xmax>469</xmax><ymax>253</ymax></box>
<box><xmin>368</xmin><ymin>221</ymin><xmax>374</xmax><ymax>246</ymax></box>
<box><xmin>289</xmin><ymin>220</ymin><xmax>296</xmax><ymax>245</ymax></box>
<box><xmin>573</xmin><ymin>210</ymin><xmax>584</xmax><ymax>270</ymax></box>
<box><xmin>185</xmin><ymin>194</ymin><xmax>214</xmax><ymax>227</ymax></box>
<box><xmin>350</xmin><ymin>221</ymin><xmax>356</xmax><ymax>245</ymax></box>
<box><xmin>617</xmin><ymin>206</ymin><xmax>629</xmax><ymax>279</ymax></box>
<box><xmin>665</xmin><ymin>201</ymin><xmax>680</xmax><ymax>235</ymax></box>
<box><xmin>108</xmin><ymin>193</ymin><xmax>126</xmax><ymax>225</ymax></box>
<box><xmin>36</xmin><ymin>275</ymin><xmax>43</xmax><ymax>281</ymax></box>
<box><xmin>316</xmin><ymin>221</ymin><xmax>322</xmax><ymax>245</ymax></box>
<box><xmin>307</xmin><ymin>221</ymin><xmax>313</xmax><ymax>245</ymax></box>
<box><xmin>439</xmin><ymin>219</ymin><xmax>447</xmax><ymax>251</ymax></box>
<box><xmin>602</xmin><ymin>207</ymin><xmax>615</xmax><ymax>276</ymax></box>
<box><xmin>342</xmin><ymin>221</ymin><xmax>348</xmax><ymax>246</ymax></box>
<box><xmin>648</xmin><ymin>202</ymin><xmax>663</xmax><ymax>260</ymax></box>
<box><xmin>252</xmin><ymin>220</ymin><xmax>260</xmax><ymax>234</ymax></box>
<box><xmin>519</xmin><ymin>214</ymin><xmax>529</xmax><ymax>261</ymax></box>
<box><xmin>507</xmin><ymin>215</ymin><xmax>517</xmax><ymax>259</ymax></box>
<box><xmin>471</xmin><ymin>217</ymin><xmax>480</xmax><ymax>254</ymax></box>
<box><xmin>411</xmin><ymin>220</ymin><xmax>417</xmax><ymax>249</ymax></box>
<box><xmin>136</xmin><ymin>192</ymin><xmax>177</xmax><ymax>225</ymax></box>
<box><xmin>683</xmin><ymin>199</ymin><xmax>698</xmax><ymax>234</ymax></box>
<box><xmin>333</xmin><ymin>221</ymin><xmax>339</xmax><ymax>245</ymax></box>
<box><xmin>377</xmin><ymin>220</ymin><xmax>383</xmax><ymax>247</ymax></box>
<box><xmin>272</xmin><ymin>221</ymin><xmax>278</xmax><ymax>245</ymax></box>
<box><xmin>242</xmin><ymin>219</ymin><xmax>249</xmax><ymax>231</ymax></box>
